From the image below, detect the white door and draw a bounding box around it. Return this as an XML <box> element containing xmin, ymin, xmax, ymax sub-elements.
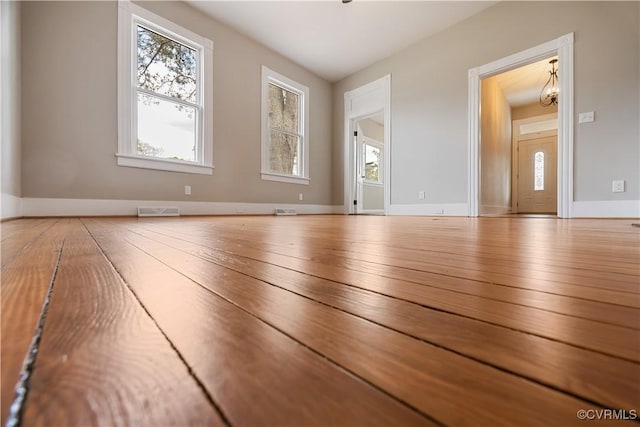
<box><xmin>518</xmin><ymin>136</ymin><xmax>557</xmax><ymax>213</ymax></box>
<box><xmin>354</xmin><ymin>118</ymin><xmax>384</xmax><ymax>214</ymax></box>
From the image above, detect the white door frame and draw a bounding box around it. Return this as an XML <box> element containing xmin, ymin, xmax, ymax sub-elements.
<box><xmin>468</xmin><ymin>33</ymin><xmax>574</xmax><ymax>218</ymax></box>
<box><xmin>343</xmin><ymin>75</ymin><xmax>391</xmax><ymax>214</ymax></box>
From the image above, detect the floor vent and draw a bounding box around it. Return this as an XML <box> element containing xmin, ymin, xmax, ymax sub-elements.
<box><xmin>275</xmin><ymin>208</ymin><xmax>297</xmax><ymax>216</ymax></box>
<box><xmin>137</xmin><ymin>207</ymin><xmax>180</xmax><ymax>217</ymax></box>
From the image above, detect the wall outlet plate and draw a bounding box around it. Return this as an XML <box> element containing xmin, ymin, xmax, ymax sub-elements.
<box><xmin>418</xmin><ymin>191</ymin><xmax>425</xmax><ymax>200</ymax></box>
<box><xmin>612</xmin><ymin>180</ymin><xmax>625</xmax><ymax>193</ymax></box>
<box><xmin>184</xmin><ymin>185</ymin><xmax>191</xmax><ymax>195</ymax></box>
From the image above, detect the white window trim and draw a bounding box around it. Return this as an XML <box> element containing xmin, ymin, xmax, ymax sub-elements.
<box><xmin>261</xmin><ymin>66</ymin><xmax>310</xmax><ymax>185</ymax></box>
<box><xmin>117</xmin><ymin>0</ymin><xmax>214</xmax><ymax>175</ymax></box>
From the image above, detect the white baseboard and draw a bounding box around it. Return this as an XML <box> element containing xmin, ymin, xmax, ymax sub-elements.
<box><xmin>572</xmin><ymin>200</ymin><xmax>640</xmax><ymax>218</ymax></box>
<box><xmin>388</xmin><ymin>203</ymin><xmax>469</xmax><ymax>216</ymax></box>
<box><xmin>12</xmin><ymin>197</ymin><xmax>640</xmax><ymax>219</ymax></box>
<box><xmin>21</xmin><ymin>197</ymin><xmax>343</xmax><ymax>217</ymax></box>
<box><xmin>1</xmin><ymin>193</ymin><xmax>23</xmax><ymax>220</ymax></box>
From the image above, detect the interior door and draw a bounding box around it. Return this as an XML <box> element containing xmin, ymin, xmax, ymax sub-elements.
<box><xmin>518</xmin><ymin>136</ymin><xmax>557</xmax><ymax>213</ymax></box>
<box><xmin>353</xmin><ymin>117</ymin><xmax>384</xmax><ymax>214</ymax></box>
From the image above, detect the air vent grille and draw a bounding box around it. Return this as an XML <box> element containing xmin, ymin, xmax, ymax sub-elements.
<box><xmin>137</xmin><ymin>207</ymin><xmax>180</xmax><ymax>217</ymax></box>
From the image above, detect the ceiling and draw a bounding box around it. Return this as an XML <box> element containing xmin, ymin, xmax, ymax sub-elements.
<box><xmin>491</xmin><ymin>56</ymin><xmax>558</xmax><ymax>107</ymax></box>
<box><xmin>185</xmin><ymin>1</ymin><xmax>497</xmax><ymax>82</ymax></box>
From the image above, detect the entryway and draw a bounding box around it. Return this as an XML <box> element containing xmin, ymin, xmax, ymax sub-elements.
<box><xmin>468</xmin><ymin>33</ymin><xmax>574</xmax><ymax>218</ymax></box>
<box><xmin>353</xmin><ymin>113</ymin><xmax>384</xmax><ymax>214</ymax></box>
<box><xmin>343</xmin><ymin>75</ymin><xmax>391</xmax><ymax>215</ymax></box>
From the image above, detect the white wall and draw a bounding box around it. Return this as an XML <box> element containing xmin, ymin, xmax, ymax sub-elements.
<box><xmin>333</xmin><ymin>1</ymin><xmax>640</xmax><ymax>217</ymax></box>
<box><xmin>1</xmin><ymin>1</ymin><xmax>22</xmax><ymax>220</ymax></box>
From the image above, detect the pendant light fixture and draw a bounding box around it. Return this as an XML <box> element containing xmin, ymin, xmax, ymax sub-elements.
<box><xmin>540</xmin><ymin>59</ymin><xmax>559</xmax><ymax>106</ymax></box>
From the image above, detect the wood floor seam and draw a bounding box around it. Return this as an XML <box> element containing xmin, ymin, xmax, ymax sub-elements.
<box><xmin>122</xmin><ymin>225</ymin><xmax>640</xmax><ymax>363</ymax></box>
<box><xmin>4</xmin><ymin>239</ymin><xmax>65</xmax><ymax>427</ymax></box>
<box><xmin>3</xmin><ymin>216</ymin><xmax>637</xmax><ymax>426</ymax></box>
<box><xmin>81</xmin><ymin>221</ymin><xmax>233</xmax><ymax>427</ymax></box>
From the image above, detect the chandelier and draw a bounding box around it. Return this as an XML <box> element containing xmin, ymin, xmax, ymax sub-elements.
<box><xmin>540</xmin><ymin>59</ymin><xmax>559</xmax><ymax>106</ymax></box>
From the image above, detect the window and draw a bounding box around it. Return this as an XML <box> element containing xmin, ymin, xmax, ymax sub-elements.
<box><xmin>534</xmin><ymin>151</ymin><xmax>544</xmax><ymax>191</ymax></box>
<box><xmin>261</xmin><ymin>66</ymin><xmax>310</xmax><ymax>185</ymax></box>
<box><xmin>117</xmin><ymin>1</ymin><xmax>213</xmax><ymax>174</ymax></box>
<box><xmin>363</xmin><ymin>140</ymin><xmax>382</xmax><ymax>184</ymax></box>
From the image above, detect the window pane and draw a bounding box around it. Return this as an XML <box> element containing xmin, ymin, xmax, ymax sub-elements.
<box><xmin>364</xmin><ymin>144</ymin><xmax>381</xmax><ymax>182</ymax></box>
<box><xmin>137</xmin><ymin>25</ymin><xmax>197</xmax><ymax>103</ymax></box>
<box><xmin>137</xmin><ymin>92</ymin><xmax>196</xmax><ymax>162</ymax></box>
<box><xmin>268</xmin><ymin>83</ymin><xmax>299</xmax><ymax>133</ymax></box>
<box><xmin>269</xmin><ymin>131</ymin><xmax>300</xmax><ymax>176</ymax></box>
<box><xmin>534</xmin><ymin>151</ymin><xmax>544</xmax><ymax>191</ymax></box>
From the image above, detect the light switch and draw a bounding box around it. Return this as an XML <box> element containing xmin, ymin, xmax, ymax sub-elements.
<box><xmin>578</xmin><ymin>111</ymin><xmax>595</xmax><ymax>123</ymax></box>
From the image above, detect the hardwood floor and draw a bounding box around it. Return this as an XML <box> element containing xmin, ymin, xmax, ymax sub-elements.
<box><xmin>1</xmin><ymin>215</ymin><xmax>638</xmax><ymax>426</ymax></box>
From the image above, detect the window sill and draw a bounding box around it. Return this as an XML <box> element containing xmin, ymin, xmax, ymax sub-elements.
<box><xmin>261</xmin><ymin>172</ymin><xmax>309</xmax><ymax>185</ymax></box>
<box><xmin>116</xmin><ymin>153</ymin><xmax>214</xmax><ymax>175</ymax></box>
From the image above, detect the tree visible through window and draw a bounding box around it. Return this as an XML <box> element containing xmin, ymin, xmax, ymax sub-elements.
<box><xmin>534</xmin><ymin>151</ymin><xmax>544</xmax><ymax>191</ymax></box>
<box><xmin>364</xmin><ymin>143</ymin><xmax>381</xmax><ymax>182</ymax></box>
<box><xmin>268</xmin><ymin>84</ymin><xmax>300</xmax><ymax>175</ymax></box>
<box><xmin>261</xmin><ymin>66</ymin><xmax>309</xmax><ymax>184</ymax></box>
<box><xmin>136</xmin><ymin>25</ymin><xmax>198</xmax><ymax>162</ymax></box>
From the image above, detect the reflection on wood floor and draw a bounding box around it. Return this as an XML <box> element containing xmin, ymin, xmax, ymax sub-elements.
<box><xmin>2</xmin><ymin>215</ymin><xmax>639</xmax><ymax>426</ymax></box>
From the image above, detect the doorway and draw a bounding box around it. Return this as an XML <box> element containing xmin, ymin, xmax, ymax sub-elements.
<box><xmin>468</xmin><ymin>33</ymin><xmax>574</xmax><ymax>218</ymax></box>
<box><xmin>479</xmin><ymin>57</ymin><xmax>559</xmax><ymax>216</ymax></box>
<box><xmin>353</xmin><ymin>113</ymin><xmax>384</xmax><ymax>214</ymax></box>
<box><xmin>343</xmin><ymin>75</ymin><xmax>391</xmax><ymax>215</ymax></box>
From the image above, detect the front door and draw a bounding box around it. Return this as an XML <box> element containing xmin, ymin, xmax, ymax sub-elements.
<box><xmin>518</xmin><ymin>136</ymin><xmax>557</xmax><ymax>213</ymax></box>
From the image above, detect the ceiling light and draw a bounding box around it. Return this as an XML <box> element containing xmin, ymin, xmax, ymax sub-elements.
<box><xmin>540</xmin><ymin>59</ymin><xmax>559</xmax><ymax>107</ymax></box>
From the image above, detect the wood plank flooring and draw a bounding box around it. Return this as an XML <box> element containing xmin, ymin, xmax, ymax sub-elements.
<box><xmin>1</xmin><ymin>215</ymin><xmax>639</xmax><ymax>426</ymax></box>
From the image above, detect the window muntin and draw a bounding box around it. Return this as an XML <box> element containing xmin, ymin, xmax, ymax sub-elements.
<box><xmin>117</xmin><ymin>1</ymin><xmax>213</xmax><ymax>175</ymax></box>
<box><xmin>261</xmin><ymin>66</ymin><xmax>309</xmax><ymax>185</ymax></box>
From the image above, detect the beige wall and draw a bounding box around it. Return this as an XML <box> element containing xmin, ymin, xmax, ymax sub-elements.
<box><xmin>480</xmin><ymin>76</ymin><xmax>512</xmax><ymax>214</ymax></box>
<box><xmin>1</xmin><ymin>1</ymin><xmax>21</xmax><ymax>218</ymax></box>
<box><xmin>512</xmin><ymin>102</ymin><xmax>557</xmax><ymax>121</ymax></box>
<box><xmin>333</xmin><ymin>1</ymin><xmax>639</xmax><ymax>206</ymax></box>
<box><xmin>21</xmin><ymin>1</ymin><xmax>333</xmax><ymax>206</ymax></box>
<box><xmin>359</xmin><ymin>118</ymin><xmax>384</xmax><ymax>143</ymax></box>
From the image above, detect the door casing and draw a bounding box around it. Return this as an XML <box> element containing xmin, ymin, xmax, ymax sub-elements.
<box><xmin>343</xmin><ymin>75</ymin><xmax>391</xmax><ymax>214</ymax></box>
<box><xmin>468</xmin><ymin>33</ymin><xmax>574</xmax><ymax>218</ymax></box>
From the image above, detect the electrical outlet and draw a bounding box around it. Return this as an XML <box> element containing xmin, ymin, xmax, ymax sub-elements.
<box><xmin>418</xmin><ymin>191</ymin><xmax>425</xmax><ymax>200</ymax></box>
<box><xmin>298</xmin><ymin>193</ymin><xmax>303</xmax><ymax>201</ymax></box>
<box><xmin>612</xmin><ymin>180</ymin><xmax>625</xmax><ymax>193</ymax></box>
<box><xmin>184</xmin><ymin>185</ymin><xmax>191</xmax><ymax>196</ymax></box>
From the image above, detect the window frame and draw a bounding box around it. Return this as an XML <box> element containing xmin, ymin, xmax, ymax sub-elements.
<box><xmin>362</xmin><ymin>136</ymin><xmax>383</xmax><ymax>185</ymax></box>
<box><xmin>117</xmin><ymin>0</ymin><xmax>213</xmax><ymax>175</ymax></box>
<box><xmin>261</xmin><ymin>66</ymin><xmax>310</xmax><ymax>185</ymax></box>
